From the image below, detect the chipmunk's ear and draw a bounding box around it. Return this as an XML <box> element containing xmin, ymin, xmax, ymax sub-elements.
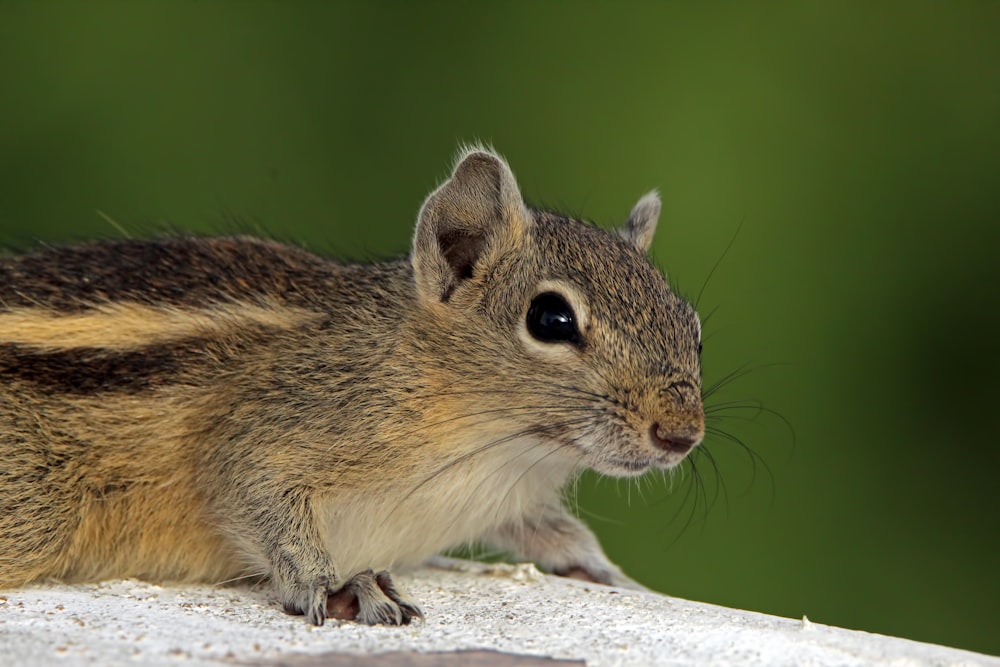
<box><xmin>618</xmin><ymin>190</ymin><xmax>660</xmax><ymax>253</ymax></box>
<box><xmin>413</xmin><ymin>147</ymin><xmax>532</xmax><ymax>304</ymax></box>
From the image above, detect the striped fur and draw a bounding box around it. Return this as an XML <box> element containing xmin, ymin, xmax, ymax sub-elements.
<box><xmin>0</xmin><ymin>148</ymin><xmax>704</xmax><ymax>626</ymax></box>
<box><xmin>0</xmin><ymin>301</ymin><xmax>317</xmax><ymax>351</ymax></box>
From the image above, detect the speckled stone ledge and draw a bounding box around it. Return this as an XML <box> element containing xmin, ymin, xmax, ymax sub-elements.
<box><xmin>0</xmin><ymin>559</ymin><xmax>995</xmax><ymax>667</ymax></box>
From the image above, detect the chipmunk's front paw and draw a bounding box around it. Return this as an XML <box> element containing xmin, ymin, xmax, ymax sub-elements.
<box><xmin>282</xmin><ymin>575</ymin><xmax>333</xmax><ymax>626</ymax></box>
<box><xmin>325</xmin><ymin>569</ymin><xmax>423</xmax><ymax>625</ymax></box>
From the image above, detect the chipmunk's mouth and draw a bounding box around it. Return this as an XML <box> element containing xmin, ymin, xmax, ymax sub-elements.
<box><xmin>587</xmin><ymin>447</ymin><xmax>693</xmax><ymax>477</ymax></box>
<box><xmin>568</xmin><ymin>428</ymin><xmax>697</xmax><ymax>477</ymax></box>
<box><xmin>590</xmin><ymin>456</ymin><xmax>684</xmax><ymax>477</ymax></box>
<box><xmin>602</xmin><ymin>457</ymin><xmax>654</xmax><ymax>474</ymax></box>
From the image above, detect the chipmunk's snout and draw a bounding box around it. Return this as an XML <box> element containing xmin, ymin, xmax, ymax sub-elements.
<box><xmin>646</xmin><ymin>379</ymin><xmax>705</xmax><ymax>459</ymax></box>
<box><xmin>649</xmin><ymin>422</ymin><xmax>701</xmax><ymax>455</ymax></box>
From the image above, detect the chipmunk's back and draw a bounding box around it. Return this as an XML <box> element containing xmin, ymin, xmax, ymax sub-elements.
<box><xmin>0</xmin><ymin>236</ymin><xmax>356</xmax><ymax>586</ymax></box>
<box><xmin>0</xmin><ymin>236</ymin><xmax>341</xmax><ymax>309</ymax></box>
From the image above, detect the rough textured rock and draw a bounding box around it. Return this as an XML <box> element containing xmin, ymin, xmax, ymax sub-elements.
<box><xmin>0</xmin><ymin>560</ymin><xmax>995</xmax><ymax>667</ymax></box>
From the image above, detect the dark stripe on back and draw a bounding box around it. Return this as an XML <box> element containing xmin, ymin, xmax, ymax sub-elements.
<box><xmin>0</xmin><ymin>340</ymin><xmax>213</xmax><ymax>395</ymax></box>
<box><xmin>0</xmin><ymin>237</ymin><xmax>340</xmax><ymax>312</ymax></box>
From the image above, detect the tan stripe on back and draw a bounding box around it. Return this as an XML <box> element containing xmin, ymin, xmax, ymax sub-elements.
<box><xmin>0</xmin><ymin>301</ymin><xmax>315</xmax><ymax>351</ymax></box>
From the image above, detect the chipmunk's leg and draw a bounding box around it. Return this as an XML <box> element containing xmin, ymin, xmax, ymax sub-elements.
<box><xmin>484</xmin><ymin>501</ymin><xmax>648</xmax><ymax>591</ymax></box>
<box><xmin>249</xmin><ymin>491</ymin><xmax>339</xmax><ymax>626</ymax></box>
<box><xmin>255</xmin><ymin>492</ymin><xmax>420</xmax><ymax>626</ymax></box>
<box><xmin>326</xmin><ymin>569</ymin><xmax>423</xmax><ymax>625</ymax></box>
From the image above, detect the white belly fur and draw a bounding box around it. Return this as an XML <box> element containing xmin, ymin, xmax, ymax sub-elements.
<box><xmin>314</xmin><ymin>439</ymin><xmax>578</xmax><ymax>578</ymax></box>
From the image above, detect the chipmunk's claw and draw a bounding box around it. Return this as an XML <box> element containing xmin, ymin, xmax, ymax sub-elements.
<box><xmin>326</xmin><ymin>569</ymin><xmax>423</xmax><ymax>625</ymax></box>
<box><xmin>282</xmin><ymin>574</ymin><xmax>333</xmax><ymax>626</ymax></box>
<box><xmin>375</xmin><ymin>569</ymin><xmax>424</xmax><ymax>622</ymax></box>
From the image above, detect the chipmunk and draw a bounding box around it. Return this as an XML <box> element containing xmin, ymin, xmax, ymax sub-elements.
<box><xmin>0</xmin><ymin>147</ymin><xmax>704</xmax><ymax>626</ymax></box>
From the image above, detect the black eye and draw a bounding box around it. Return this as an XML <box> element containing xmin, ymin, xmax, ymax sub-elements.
<box><xmin>697</xmin><ymin>341</ymin><xmax>703</xmax><ymax>355</ymax></box>
<box><xmin>526</xmin><ymin>292</ymin><xmax>580</xmax><ymax>344</ymax></box>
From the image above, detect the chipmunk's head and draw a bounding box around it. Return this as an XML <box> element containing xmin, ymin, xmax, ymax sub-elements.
<box><xmin>412</xmin><ymin>147</ymin><xmax>703</xmax><ymax>477</ymax></box>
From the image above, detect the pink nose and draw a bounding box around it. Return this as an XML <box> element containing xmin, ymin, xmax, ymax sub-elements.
<box><xmin>650</xmin><ymin>423</ymin><xmax>698</xmax><ymax>454</ymax></box>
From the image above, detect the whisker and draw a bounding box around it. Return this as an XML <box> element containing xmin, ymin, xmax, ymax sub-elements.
<box><xmin>212</xmin><ymin>571</ymin><xmax>269</xmax><ymax>587</ymax></box>
<box><xmin>698</xmin><ymin>303</ymin><xmax>722</xmax><ymax>332</ymax></box>
<box><xmin>662</xmin><ymin>458</ymin><xmax>702</xmax><ymax>547</ymax></box>
<box><xmin>695</xmin><ymin>214</ymin><xmax>745</xmax><ymax>310</ymax></box>
<box><xmin>402</xmin><ymin>403</ymin><xmax>602</xmax><ymax>436</ymax></box>
<box><xmin>706</xmin><ymin>425</ymin><xmax>776</xmax><ymax>506</ymax></box>
<box><xmin>695</xmin><ymin>445</ymin><xmax>728</xmax><ymax>517</ymax></box>
<box><xmin>493</xmin><ymin>438</ymin><xmax>588</xmax><ymax>524</ymax></box>
<box><xmin>574</xmin><ymin>502</ymin><xmax>628</xmax><ymax>527</ymax></box>
<box><xmin>704</xmin><ymin>397</ymin><xmax>765</xmax><ymax>412</ymax></box>
<box><xmin>410</xmin><ymin>375</ymin><xmax>612</xmax><ymax>407</ymax></box>
<box><xmin>385</xmin><ymin>414</ymin><xmax>600</xmax><ymax>519</ymax></box>
<box><xmin>705</xmin><ymin>398</ymin><xmax>795</xmax><ymax>453</ymax></box>
<box><xmin>532</xmin><ymin>380</ymin><xmax>611</xmax><ymax>403</ymax></box>
<box><xmin>324</xmin><ymin>402</ymin><xmax>602</xmax><ymax>456</ymax></box>
<box><xmin>702</xmin><ymin>363</ymin><xmax>756</xmax><ymax>400</ymax></box>
<box><xmin>433</xmin><ymin>433</ymin><xmax>588</xmax><ymax>546</ymax></box>
<box><xmin>410</xmin><ymin>385</ymin><xmax>602</xmax><ymax>405</ymax></box>
<box><xmin>703</xmin><ymin>361</ymin><xmax>797</xmax><ymax>401</ymax></box>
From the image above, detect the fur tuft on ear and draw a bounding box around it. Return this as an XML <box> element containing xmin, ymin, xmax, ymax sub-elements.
<box><xmin>413</xmin><ymin>146</ymin><xmax>531</xmax><ymax>304</ymax></box>
<box><xmin>618</xmin><ymin>190</ymin><xmax>661</xmax><ymax>253</ymax></box>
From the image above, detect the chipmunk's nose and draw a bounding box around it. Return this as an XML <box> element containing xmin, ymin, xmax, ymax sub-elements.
<box><xmin>649</xmin><ymin>378</ymin><xmax>704</xmax><ymax>456</ymax></box>
<box><xmin>649</xmin><ymin>422</ymin><xmax>700</xmax><ymax>454</ymax></box>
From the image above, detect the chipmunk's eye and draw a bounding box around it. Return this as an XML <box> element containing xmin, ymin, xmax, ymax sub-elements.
<box><xmin>526</xmin><ymin>292</ymin><xmax>580</xmax><ymax>344</ymax></box>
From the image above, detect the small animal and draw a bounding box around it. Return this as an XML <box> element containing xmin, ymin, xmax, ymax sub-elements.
<box><xmin>0</xmin><ymin>147</ymin><xmax>704</xmax><ymax>625</ymax></box>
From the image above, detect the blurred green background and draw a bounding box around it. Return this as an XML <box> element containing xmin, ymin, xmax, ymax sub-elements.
<box><xmin>1</xmin><ymin>1</ymin><xmax>997</xmax><ymax>656</ymax></box>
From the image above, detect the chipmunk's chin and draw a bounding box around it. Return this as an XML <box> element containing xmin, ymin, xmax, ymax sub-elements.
<box><xmin>587</xmin><ymin>452</ymin><xmax>690</xmax><ymax>478</ymax></box>
<box><xmin>592</xmin><ymin>457</ymin><xmax>655</xmax><ymax>477</ymax></box>
<box><xmin>572</xmin><ymin>431</ymin><xmax>696</xmax><ymax>477</ymax></box>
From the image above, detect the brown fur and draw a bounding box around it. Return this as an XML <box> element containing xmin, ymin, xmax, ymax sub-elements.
<box><xmin>0</xmin><ymin>146</ymin><xmax>704</xmax><ymax>626</ymax></box>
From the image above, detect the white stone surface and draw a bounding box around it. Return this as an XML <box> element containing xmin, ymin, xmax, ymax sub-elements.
<box><xmin>0</xmin><ymin>559</ymin><xmax>995</xmax><ymax>667</ymax></box>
